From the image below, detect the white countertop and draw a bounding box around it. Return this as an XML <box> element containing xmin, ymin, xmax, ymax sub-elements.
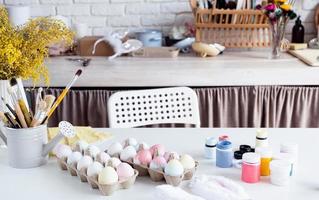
<box><xmin>23</xmin><ymin>51</ymin><xmax>319</xmax><ymax>88</ymax></box>
<box><xmin>0</xmin><ymin>128</ymin><xmax>318</xmax><ymax>200</ymax></box>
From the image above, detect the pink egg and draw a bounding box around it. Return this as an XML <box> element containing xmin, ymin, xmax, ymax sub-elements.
<box><xmin>116</xmin><ymin>163</ymin><xmax>134</xmax><ymax>181</ymax></box>
<box><xmin>134</xmin><ymin>149</ymin><xmax>152</xmax><ymax>166</ymax></box>
<box><xmin>150</xmin><ymin>144</ymin><xmax>165</xmax><ymax>157</ymax></box>
<box><xmin>150</xmin><ymin>156</ymin><xmax>167</xmax><ymax>171</ymax></box>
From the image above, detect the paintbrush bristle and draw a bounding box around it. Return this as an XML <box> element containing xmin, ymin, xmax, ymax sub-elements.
<box><xmin>76</xmin><ymin>69</ymin><xmax>82</xmax><ymax>77</ymax></box>
<box><xmin>9</xmin><ymin>78</ymin><xmax>18</xmax><ymax>87</ymax></box>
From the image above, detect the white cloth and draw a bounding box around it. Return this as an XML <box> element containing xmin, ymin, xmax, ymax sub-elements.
<box><xmin>154</xmin><ymin>185</ymin><xmax>205</xmax><ymax>200</ymax></box>
<box><xmin>189</xmin><ymin>175</ymin><xmax>250</xmax><ymax>200</ymax></box>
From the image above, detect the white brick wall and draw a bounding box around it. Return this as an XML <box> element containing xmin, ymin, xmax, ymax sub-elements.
<box><xmin>1</xmin><ymin>0</ymin><xmax>317</xmax><ymax>41</ymax></box>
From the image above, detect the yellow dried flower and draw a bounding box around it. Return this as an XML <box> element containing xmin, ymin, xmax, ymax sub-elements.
<box><xmin>0</xmin><ymin>6</ymin><xmax>74</xmax><ymax>84</ymax></box>
<box><xmin>280</xmin><ymin>4</ymin><xmax>292</xmax><ymax>11</ymax></box>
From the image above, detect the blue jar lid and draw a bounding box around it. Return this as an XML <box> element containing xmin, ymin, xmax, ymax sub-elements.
<box><xmin>217</xmin><ymin>140</ymin><xmax>232</xmax><ymax>150</ymax></box>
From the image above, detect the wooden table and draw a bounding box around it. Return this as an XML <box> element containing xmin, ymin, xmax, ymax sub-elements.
<box><xmin>0</xmin><ymin>128</ymin><xmax>318</xmax><ymax>200</ymax></box>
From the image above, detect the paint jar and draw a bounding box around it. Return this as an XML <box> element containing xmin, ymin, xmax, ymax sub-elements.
<box><xmin>273</xmin><ymin>153</ymin><xmax>295</xmax><ymax>176</ymax></box>
<box><xmin>255</xmin><ymin>130</ymin><xmax>268</xmax><ymax>148</ymax></box>
<box><xmin>270</xmin><ymin>160</ymin><xmax>291</xmax><ymax>186</ymax></box>
<box><xmin>216</xmin><ymin>140</ymin><xmax>233</xmax><ymax>168</ymax></box>
<box><xmin>204</xmin><ymin>137</ymin><xmax>217</xmax><ymax>159</ymax></box>
<box><xmin>280</xmin><ymin>142</ymin><xmax>298</xmax><ymax>162</ymax></box>
<box><xmin>219</xmin><ymin>135</ymin><xmax>229</xmax><ymax>141</ymax></box>
<box><xmin>256</xmin><ymin>147</ymin><xmax>272</xmax><ymax>176</ymax></box>
<box><xmin>241</xmin><ymin>153</ymin><xmax>261</xmax><ymax>183</ymax></box>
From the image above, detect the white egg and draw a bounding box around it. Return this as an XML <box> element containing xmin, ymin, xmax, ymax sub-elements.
<box><xmin>87</xmin><ymin>161</ymin><xmax>103</xmax><ymax>177</ymax></box>
<box><xmin>55</xmin><ymin>144</ymin><xmax>72</xmax><ymax>159</ymax></box>
<box><xmin>97</xmin><ymin>152</ymin><xmax>111</xmax><ymax>164</ymax></box>
<box><xmin>98</xmin><ymin>166</ymin><xmax>119</xmax><ymax>185</ymax></box>
<box><xmin>75</xmin><ymin>141</ymin><xmax>89</xmax><ymax>154</ymax></box>
<box><xmin>86</xmin><ymin>145</ymin><xmax>101</xmax><ymax>159</ymax></box>
<box><xmin>180</xmin><ymin>154</ymin><xmax>195</xmax><ymax>170</ymax></box>
<box><xmin>77</xmin><ymin>155</ymin><xmax>93</xmax><ymax>171</ymax></box>
<box><xmin>108</xmin><ymin>157</ymin><xmax>121</xmax><ymax>168</ymax></box>
<box><xmin>122</xmin><ymin>138</ymin><xmax>138</xmax><ymax>147</ymax></box>
<box><xmin>120</xmin><ymin>146</ymin><xmax>137</xmax><ymax>161</ymax></box>
<box><xmin>164</xmin><ymin>159</ymin><xmax>184</xmax><ymax>176</ymax></box>
<box><xmin>107</xmin><ymin>142</ymin><xmax>123</xmax><ymax>156</ymax></box>
<box><xmin>67</xmin><ymin>151</ymin><xmax>83</xmax><ymax>165</ymax></box>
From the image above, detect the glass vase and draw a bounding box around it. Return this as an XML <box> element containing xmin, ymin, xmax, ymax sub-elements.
<box><xmin>269</xmin><ymin>20</ymin><xmax>287</xmax><ymax>59</ymax></box>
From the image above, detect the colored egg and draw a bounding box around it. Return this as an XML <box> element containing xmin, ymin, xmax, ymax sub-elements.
<box><xmin>55</xmin><ymin>144</ymin><xmax>72</xmax><ymax>159</ymax></box>
<box><xmin>87</xmin><ymin>161</ymin><xmax>104</xmax><ymax>177</ymax></box>
<box><xmin>67</xmin><ymin>151</ymin><xmax>83</xmax><ymax>165</ymax></box>
<box><xmin>86</xmin><ymin>145</ymin><xmax>100</xmax><ymax>159</ymax></box>
<box><xmin>116</xmin><ymin>163</ymin><xmax>134</xmax><ymax>181</ymax></box>
<box><xmin>122</xmin><ymin>138</ymin><xmax>138</xmax><ymax>148</ymax></box>
<box><xmin>107</xmin><ymin>142</ymin><xmax>123</xmax><ymax>156</ymax></box>
<box><xmin>150</xmin><ymin>156</ymin><xmax>167</xmax><ymax>171</ymax></box>
<box><xmin>134</xmin><ymin>149</ymin><xmax>152</xmax><ymax>166</ymax></box>
<box><xmin>75</xmin><ymin>141</ymin><xmax>89</xmax><ymax>154</ymax></box>
<box><xmin>77</xmin><ymin>155</ymin><xmax>93</xmax><ymax>171</ymax></box>
<box><xmin>98</xmin><ymin>166</ymin><xmax>119</xmax><ymax>185</ymax></box>
<box><xmin>108</xmin><ymin>157</ymin><xmax>121</xmax><ymax>168</ymax></box>
<box><xmin>164</xmin><ymin>159</ymin><xmax>184</xmax><ymax>176</ymax></box>
<box><xmin>150</xmin><ymin>144</ymin><xmax>166</xmax><ymax>157</ymax></box>
<box><xmin>164</xmin><ymin>151</ymin><xmax>180</xmax><ymax>162</ymax></box>
<box><xmin>97</xmin><ymin>152</ymin><xmax>111</xmax><ymax>165</ymax></box>
<box><xmin>180</xmin><ymin>154</ymin><xmax>195</xmax><ymax>170</ymax></box>
<box><xmin>135</xmin><ymin>142</ymin><xmax>150</xmax><ymax>151</ymax></box>
<box><xmin>120</xmin><ymin>146</ymin><xmax>137</xmax><ymax>161</ymax></box>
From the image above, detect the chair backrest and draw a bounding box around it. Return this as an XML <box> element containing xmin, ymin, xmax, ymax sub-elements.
<box><xmin>108</xmin><ymin>87</ymin><xmax>200</xmax><ymax>128</ymax></box>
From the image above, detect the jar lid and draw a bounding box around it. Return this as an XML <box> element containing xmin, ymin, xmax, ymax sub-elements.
<box><xmin>219</xmin><ymin>135</ymin><xmax>229</xmax><ymax>141</ymax></box>
<box><xmin>234</xmin><ymin>150</ymin><xmax>243</xmax><ymax>160</ymax></box>
<box><xmin>242</xmin><ymin>153</ymin><xmax>260</xmax><ymax>164</ymax></box>
<box><xmin>256</xmin><ymin>129</ymin><xmax>268</xmax><ymax>139</ymax></box>
<box><xmin>217</xmin><ymin>140</ymin><xmax>232</xmax><ymax>150</ymax></box>
<box><xmin>273</xmin><ymin>153</ymin><xmax>295</xmax><ymax>163</ymax></box>
<box><xmin>205</xmin><ymin>136</ymin><xmax>218</xmax><ymax>146</ymax></box>
<box><xmin>280</xmin><ymin>142</ymin><xmax>298</xmax><ymax>153</ymax></box>
<box><xmin>239</xmin><ymin>145</ymin><xmax>252</xmax><ymax>153</ymax></box>
<box><xmin>255</xmin><ymin>147</ymin><xmax>273</xmax><ymax>158</ymax></box>
<box><xmin>270</xmin><ymin>160</ymin><xmax>291</xmax><ymax>172</ymax></box>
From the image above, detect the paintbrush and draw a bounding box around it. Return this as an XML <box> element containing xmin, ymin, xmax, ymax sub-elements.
<box><xmin>35</xmin><ymin>87</ymin><xmax>43</xmax><ymax>115</ymax></box>
<box><xmin>43</xmin><ymin>95</ymin><xmax>56</xmax><ymax>113</ymax></box>
<box><xmin>41</xmin><ymin>69</ymin><xmax>82</xmax><ymax>124</ymax></box>
<box><xmin>7</xmin><ymin>87</ymin><xmax>28</xmax><ymax>128</ymax></box>
<box><xmin>0</xmin><ymin>111</ymin><xmax>9</xmax><ymax>127</ymax></box>
<box><xmin>30</xmin><ymin>100</ymin><xmax>47</xmax><ymax>127</ymax></box>
<box><xmin>1</xmin><ymin>96</ymin><xmax>22</xmax><ymax>127</ymax></box>
<box><xmin>4</xmin><ymin>112</ymin><xmax>20</xmax><ymax>128</ymax></box>
<box><xmin>10</xmin><ymin>78</ymin><xmax>32</xmax><ymax>126</ymax></box>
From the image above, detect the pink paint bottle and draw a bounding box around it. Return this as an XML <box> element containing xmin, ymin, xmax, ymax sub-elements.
<box><xmin>241</xmin><ymin>153</ymin><xmax>261</xmax><ymax>183</ymax></box>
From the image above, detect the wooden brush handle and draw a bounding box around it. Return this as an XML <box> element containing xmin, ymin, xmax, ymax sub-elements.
<box><xmin>14</xmin><ymin>104</ymin><xmax>28</xmax><ymax>128</ymax></box>
<box><xmin>18</xmin><ymin>99</ymin><xmax>32</xmax><ymax>126</ymax></box>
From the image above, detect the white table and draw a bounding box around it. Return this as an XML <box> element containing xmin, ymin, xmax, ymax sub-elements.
<box><xmin>23</xmin><ymin>51</ymin><xmax>319</xmax><ymax>87</ymax></box>
<box><xmin>0</xmin><ymin>128</ymin><xmax>318</xmax><ymax>200</ymax></box>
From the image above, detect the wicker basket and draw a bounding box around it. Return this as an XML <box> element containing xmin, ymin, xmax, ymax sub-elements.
<box><xmin>190</xmin><ymin>0</ymin><xmax>270</xmax><ymax>48</ymax></box>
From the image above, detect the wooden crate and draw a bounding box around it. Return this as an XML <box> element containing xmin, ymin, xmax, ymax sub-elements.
<box><xmin>190</xmin><ymin>0</ymin><xmax>270</xmax><ymax>48</ymax></box>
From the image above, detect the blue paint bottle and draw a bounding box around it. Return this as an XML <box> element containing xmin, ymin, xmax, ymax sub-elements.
<box><xmin>216</xmin><ymin>140</ymin><xmax>233</xmax><ymax>168</ymax></box>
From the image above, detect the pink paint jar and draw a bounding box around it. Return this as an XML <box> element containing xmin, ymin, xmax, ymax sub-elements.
<box><xmin>241</xmin><ymin>153</ymin><xmax>261</xmax><ymax>183</ymax></box>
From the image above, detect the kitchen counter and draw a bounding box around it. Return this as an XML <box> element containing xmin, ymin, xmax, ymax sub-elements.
<box><xmin>24</xmin><ymin>51</ymin><xmax>319</xmax><ymax>88</ymax></box>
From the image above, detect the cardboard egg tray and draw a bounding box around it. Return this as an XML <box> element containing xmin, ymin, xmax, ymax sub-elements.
<box><xmin>125</xmin><ymin>160</ymin><xmax>199</xmax><ymax>186</ymax></box>
<box><xmin>57</xmin><ymin>157</ymin><xmax>139</xmax><ymax>196</ymax></box>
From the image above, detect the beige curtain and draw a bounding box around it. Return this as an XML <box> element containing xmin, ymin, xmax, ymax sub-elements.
<box><xmin>28</xmin><ymin>86</ymin><xmax>319</xmax><ymax>128</ymax></box>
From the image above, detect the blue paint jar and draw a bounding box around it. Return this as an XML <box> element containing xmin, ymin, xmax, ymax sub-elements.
<box><xmin>216</xmin><ymin>140</ymin><xmax>233</xmax><ymax>168</ymax></box>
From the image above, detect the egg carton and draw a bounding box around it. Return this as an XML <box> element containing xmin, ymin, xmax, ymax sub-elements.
<box><xmin>126</xmin><ymin>160</ymin><xmax>199</xmax><ymax>186</ymax></box>
<box><xmin>57</xmin><ymin>158</ymin><xmax>139</xmax><ymax>196</ymax></box>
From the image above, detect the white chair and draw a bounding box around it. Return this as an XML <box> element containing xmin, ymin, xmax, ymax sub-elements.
<box><xmin>108</xmin><ymin>87</ymin><xmax>200</xmax><ymax>128</ymax></box>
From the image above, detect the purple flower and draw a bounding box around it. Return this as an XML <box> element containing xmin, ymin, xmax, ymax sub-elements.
<box><xmin>256</xmin><ymin>4</ymin><xmax>262</xmax><ymax>10</ymax></box>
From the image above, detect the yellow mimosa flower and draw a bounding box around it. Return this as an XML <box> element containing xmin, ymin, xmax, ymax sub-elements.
<box><xmin>280</xmin><ymin>4</ymin><xmax>292</xmax><ymax>11</ymax></box>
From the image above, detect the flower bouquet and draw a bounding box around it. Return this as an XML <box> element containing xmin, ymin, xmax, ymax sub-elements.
<box><xmin>0</xmin><ymin>6</ymin><xmax>74</xmax><ymax>83</ymax></box>
<box><xmin>257</xmin><ymin>0</ymin><xmax>297</xmax><ymax>59</ymax></box>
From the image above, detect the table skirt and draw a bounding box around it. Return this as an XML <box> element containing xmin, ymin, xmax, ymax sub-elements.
<box><xmin>28</xmin><ymin>86</ymin><xmax>319</xmax><ymax>128</ymax></box>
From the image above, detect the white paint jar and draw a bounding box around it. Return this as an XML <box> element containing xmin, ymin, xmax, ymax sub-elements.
<box><xmin>270</xmin><ymin>160</ymin><xmax>291</xmax><ymax>186</ymax></box>
<box><xmin>255</xmin><ymin>129</ymin><xmax>268</xmax><ymax>148</ymax></box>
<box><xmin>280</xmin><ymin>142</ymin><xmax>298</xmax><ymax>162</ymax></box>
<box><xmin>273</xmin><ymin>153</ymin><xmax>295</xmax><ymax>176</ymax></box>
<box><xmin>204</xmin><ymin>137</ymin><xmax>217</xmax><ymax>160</ymax></box>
